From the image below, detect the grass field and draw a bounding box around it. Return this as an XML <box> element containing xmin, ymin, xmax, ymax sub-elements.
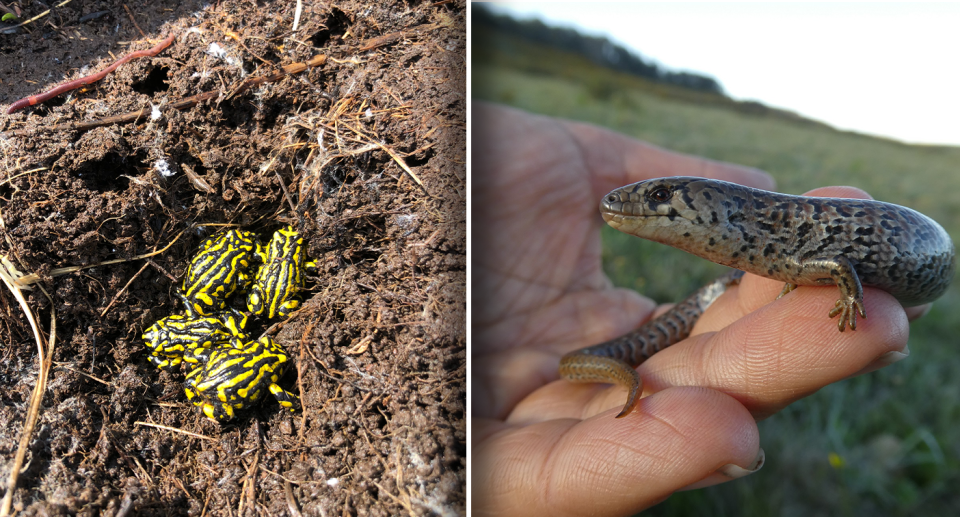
<box><xmin>474</xmin><ymin>23</ymin><xmax>960</xmax><ymax>516</ymax></box>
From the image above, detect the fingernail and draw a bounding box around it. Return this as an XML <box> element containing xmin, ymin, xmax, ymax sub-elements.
<box><xmin>905</xmin><ymin>304</ymin><xmax>931</xmax><ymax>321</ymax></box>
<box><xmin>877</xmin><ymin>345</ymin><xmax>910</xmax><ymax>366</ymax></box>
<box><xmin>850</xmin><ymin>344</ymin><xmax>910</xmax><ymax>378</ymax></box>
<box><xmin>716</xmin><ymin>448</ymin><xmax>765</xmax><ymax>479</ymax></box>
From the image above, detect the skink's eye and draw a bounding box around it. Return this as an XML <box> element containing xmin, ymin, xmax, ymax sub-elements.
<box><xmin>648</xmin><ymin>187</ymin><xmax>671</xmax><ymax>202</ymax></box>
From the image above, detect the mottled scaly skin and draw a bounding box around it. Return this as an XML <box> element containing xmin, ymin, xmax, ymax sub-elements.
<box><xmin>602</xmin><ymin>177</ymin><xmax>954</xmax><ymax>317</ymax></box>
<box><xmin>559</xmin><ymin>270</ymin><xmax>743</xmax><ymax>418</ymax></box>
<box><xmin>561</xmin><ymin>177</ymin><xmax>955</xmax><ymax>417</ymax></box>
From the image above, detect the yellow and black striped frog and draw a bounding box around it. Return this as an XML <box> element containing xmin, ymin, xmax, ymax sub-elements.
<box><xmin>246</xmin><ymin>226</ymin><xmax>316</xmax><ymax>319</ymax></box>
<box><xmin>141</xmin><ymin>309</ymin><xmax>247</xmax><ymax>370</ymax></box>
<box><xmin>181</xmin><ymin>229</ymin><xmax>260</xmax><ymax>316</ymax></box>
<box><xmin>183</xmin><ymin>336</ymin><xmax>298</xmax><ymax>421</ymax></box>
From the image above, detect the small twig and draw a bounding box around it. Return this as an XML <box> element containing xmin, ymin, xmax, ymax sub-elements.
<box><xmin>224</xmin><ymin>54</ymin><xmax>327</xmax><ymax>101</ymax></box>
<box><xmin>172</xmin><ymin>477</ymin><xmax>193</xmax><ymax>501</ymax></box>
<box><xmin>78</xmin><ymin>10</ymin><xmax>111</xmax><ymax>23</ymax></box>
<box><xmin>182</xmin><ymin>163</ymin><xmax>214</xmax><ymax>194</ymax></box>
<box><xmin>145</xmin><ymin>258</ymin><xmax>178</xmax><ymax>283</ymax></box>
<box><xmin>134</xmin><ymin>421</ymin><xmax>216</xmax><ymax>441</ymax></box>
<box><xmin>0</xmin><ymin>2</ymin><xmax>17</xmax><ymax>18</ymax></box>
<box><xmin>200</xmin><ymin>491</ymin><xmax>211</xmax><ymax>517</ymax></box>
<box><xmin>304</xmin><ymin>344</ymin><xmax>372</xmax><ymax>393</ymax></box>
<box><xmin>122</xmin><ymin>4</ymin><xmax>146</xmax><ymax>38</ymax></box>
<box><xmin>101</xmin><ymin>408</ymin><xmax>153</xmax><ymax>485</ymax></box>
<box><xmin>375</xmin><ymin>142</ymin><xmax>428</xmax><ymax>194</ymax></box>
<box><xmin>224</xmin><ymin>30</ymin><xmax>273</xmax><ymax>67</ymax></box>
<box><xmin>259</xmin><ymin>466</ymin><xmax>309</xmax><ymax>485</ymax></box>
<box><xmin>358</xmin><ymin>23</ymin><xmax>440</xmax><ymax>52</ymax></box>
<box><xmin>54</xmin><ymin>363</ymin><xmax>112</xmax><ymax>386</ymax></box>
<box><xmin>100</xmin><ymin>261</ymin><xmax>149</xmax><ymax>317</ymax></box>
<box><xmin>238</xmin><ymin>452</ymin><xmax>259</xmax><ymax>516</ymax></box>
<box><xmin>0</xmin><ymin>168</ymin><xmax>45</xmax><ymax>188</ymax></box>
<box><xmin>0</xmin><ymin>0</ymin><xmax>72</xmax><ymax>33</ymax></box>
<box><xmin>345</xmin><ymin>333</ymin><xmax>375</xmax><ymax>355</ymax></box>
<box><xmin>275</xmin><ymin>171</ymin><xmax>296</xmax><ymax>212</ymax></box>
<box><xmin>115</xmin><ymin>490</ymin><xmax>136</xmax><ymax>517</ymax></box>
<box><xmin>297</xmin><ymin>316</ymin><xmax>320</xmax><ymax>440</ymax></box>
<box><xmin>41</xmin><ymin>90</ymin><xmax>219</xmax><ymax>133</ymax></box>
<box><xmin>14</xmin><ymin>230</ymin><xmax>184</xmax><ymax>286</ymax></box>
<box><xmin>285</xmin><ymin>481</ymin><xmax>303</xmax><ymax>517</ymax></box>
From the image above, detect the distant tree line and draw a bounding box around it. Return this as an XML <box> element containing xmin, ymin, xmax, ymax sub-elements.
<box><xmin>475</xmin><ymin>5</ymin><xmax>725</xmax><ymax>96</ymax></box>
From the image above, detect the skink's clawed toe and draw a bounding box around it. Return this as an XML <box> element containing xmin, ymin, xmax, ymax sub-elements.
<box><xmin>829</xmin><ymin>297</ymin><xmax>865</xmax><ymax>332</ymax></box>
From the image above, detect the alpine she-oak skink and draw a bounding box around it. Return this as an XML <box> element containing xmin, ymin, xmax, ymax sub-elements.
<box><xmin>559</xmin><ymin>177</ymin><xmax>955</xmax><ymax>418</ymax></box>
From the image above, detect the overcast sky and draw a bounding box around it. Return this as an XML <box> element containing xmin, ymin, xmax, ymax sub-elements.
<box><xmin>483</xmin><ymin>2</ymin><xmax>960</xmax><ymax>146</ymax></box>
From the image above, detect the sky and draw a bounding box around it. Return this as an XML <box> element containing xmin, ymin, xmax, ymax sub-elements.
<box><xmin>483</xmin><ymin>2</ymin><xmax>960</xmax><ymax>146</ymax></box>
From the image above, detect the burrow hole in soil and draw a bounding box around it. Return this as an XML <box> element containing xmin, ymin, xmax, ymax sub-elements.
<box><xmin>131</xmin><ymin>66</ymin><xmax>170</xmax><ymax>95</ymax></box>
<box><xmin>76</xmin><ymin>152</ymin><xmax>145</xmax><ymax>192</ymax></box>
<box><xmin>310</xmin><ymin>7</ymin><xmax>353</xmax><ymax>47</ymax></box>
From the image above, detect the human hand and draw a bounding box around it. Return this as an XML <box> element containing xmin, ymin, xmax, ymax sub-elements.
<box><xmin>472</xmin><ymin>103</ymin><xmax>915</xmax><ymax>516</ymax></box>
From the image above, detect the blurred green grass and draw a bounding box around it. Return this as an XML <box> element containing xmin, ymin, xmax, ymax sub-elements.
<box><xmin>475</xmin><ymin>23</ymin><xmax>960</xmax><ymax>516</ymax></box>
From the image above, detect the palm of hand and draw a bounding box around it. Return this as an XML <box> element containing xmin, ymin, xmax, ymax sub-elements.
<box><xmin>474</xmin><ymin>109</ymin><xmax>650</xmax><ymax>419</ymax></box>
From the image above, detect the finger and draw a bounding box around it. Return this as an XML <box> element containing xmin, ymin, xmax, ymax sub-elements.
<box><xmin>905</xmin><ymin>303</ymin><xmax>932</xmax><ymax>321</ymax></box>
<box><xmin>512</xmin><ymin>270</ymin><xmax>909</xmax><ymax>423</ymax></box>
<box><xmin>508</xmin><ymin>375</ymin><xmax>624</xmax><ymax>423</ymax></box>
<box><xmin>803</xmin><ymin>185</ymin><xmax>871</xmax><ymax>200</ymax></box>
<box><xmin>473</xmin><ymin>387</ymin><xmax>761</xmax><ymax>517</ymax></box>
<box><xmin>557</xmin><ymin>119</ymin><xmax>775</xmax><ymax>202</ymax></box>
<box><xmin>644</xmin><ymin>272</ymin><xmax>909</xmax><ymax>420</ymax></box>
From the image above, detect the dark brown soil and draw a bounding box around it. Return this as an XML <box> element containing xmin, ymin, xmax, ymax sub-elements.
<box><xmin>0</xmin><ymin>1</ymin><xmax>465</xmax><ymax>515</ymax></box>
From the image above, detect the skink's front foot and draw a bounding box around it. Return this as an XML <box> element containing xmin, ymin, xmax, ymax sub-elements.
<box><xmin>788</xmin><ymin>256</ymin><xmax>866</xmax><ymax>332</ymax></box>
<box><xmin>828</xmin><ymin>297</ymin><xmax>866</xmax><ymax>332</ymax></box>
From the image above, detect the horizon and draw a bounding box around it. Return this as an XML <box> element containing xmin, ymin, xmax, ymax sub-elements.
<box><xmin>483</xmin><ymin>2</ymin><xmax>960</xmax><ymax>147</ymax></box>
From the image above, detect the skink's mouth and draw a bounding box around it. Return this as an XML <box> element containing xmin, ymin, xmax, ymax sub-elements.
<box><xmin>601</xmin><ymin>208</ymin><xmax>652</xmax><ymax>220</ymax></box>
<box><xmin>601</xmin><ymin>210</ymin><xmax>652</xmax><ymax>232</ymax></box>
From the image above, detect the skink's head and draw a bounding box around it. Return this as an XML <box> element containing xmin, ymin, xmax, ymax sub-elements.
<box><xmin>600</xmin><ymin>176</ymin><xmax>732</xmax><ymax>241</ymax></box>
<box><xmin>602</xmin><ymin>177</ymin><xmax>701</xmax><ymax>225</ymax></box>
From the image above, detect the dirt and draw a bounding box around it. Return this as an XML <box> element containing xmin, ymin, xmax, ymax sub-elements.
<box><xmin>0</xmin><ymin>1</ymin><xmax>465</xmax><ymax>515</ymax></box>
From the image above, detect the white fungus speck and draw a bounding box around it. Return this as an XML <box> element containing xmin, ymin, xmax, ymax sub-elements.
<box><xmin>154</xmin><ymin>159</ymin><xmax>175</xmax><ymax>177</ymax></box>
<box><xmin>207</xmin><ymin>43</ymin><xmax>227</xmax><ymax>59</ymax></box>
<box><xmin>396</xmin><ymin>214</ymin><xmax>417</xmax><ymax>228</ymax></box>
